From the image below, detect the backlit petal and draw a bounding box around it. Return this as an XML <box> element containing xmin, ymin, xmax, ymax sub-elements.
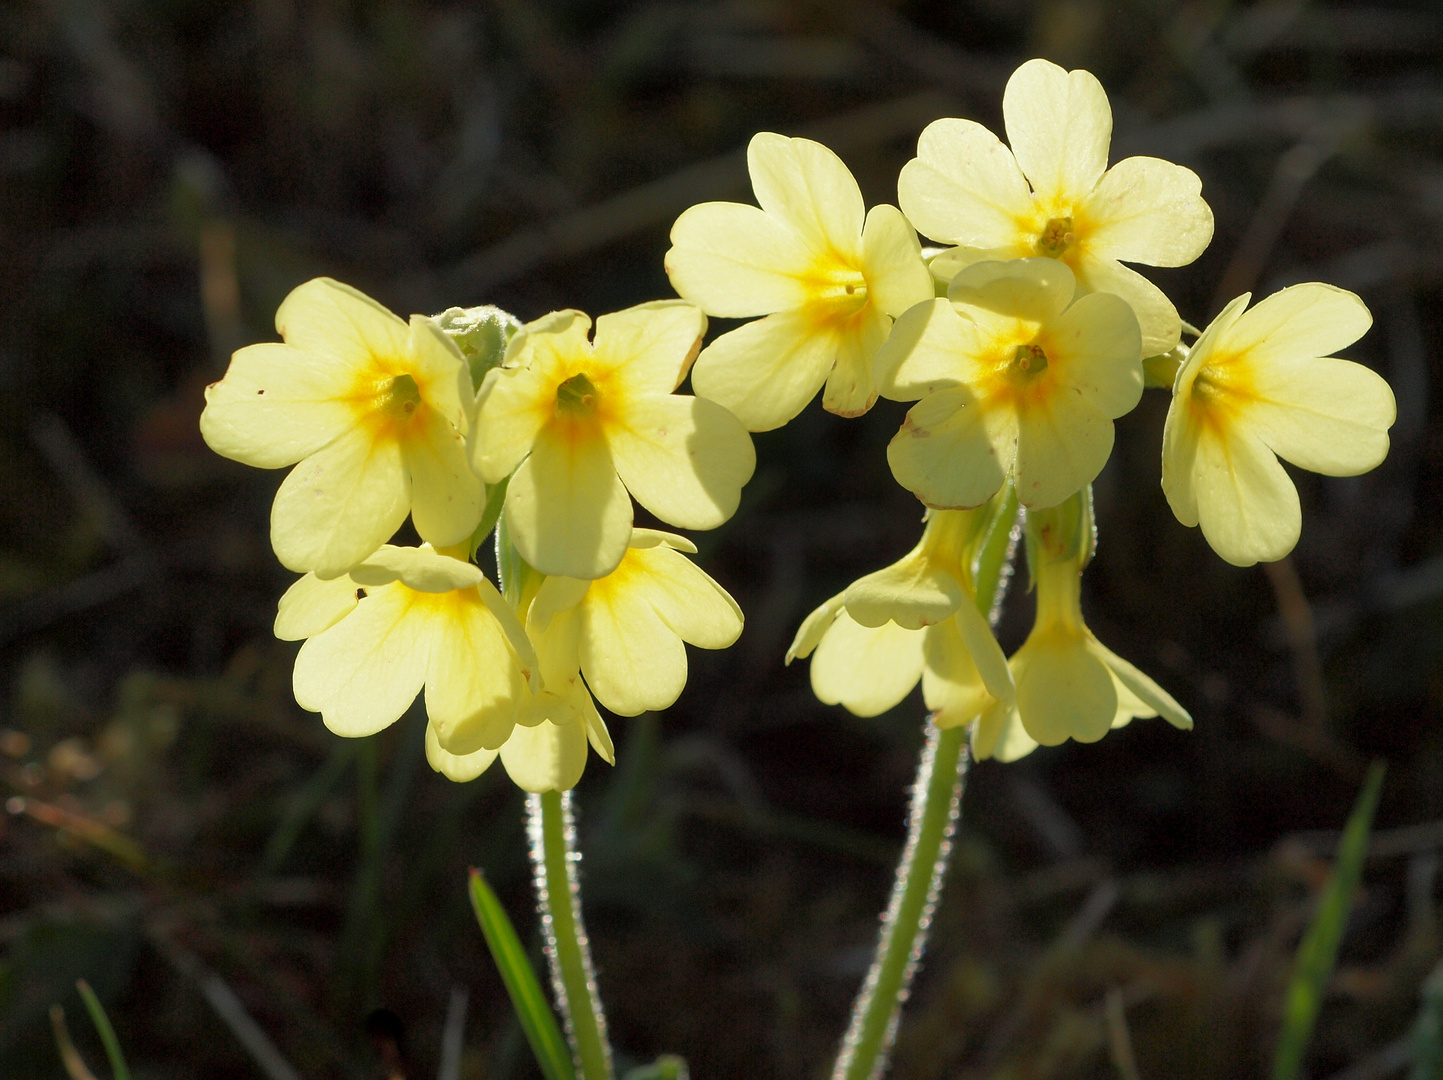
<box><xmin>1192</xmin><ymin>422</ymin><xmax>1301</xmax><ymax>567</ymax></box>
<box><xmin>425</xmin><ymin>722</ymin><xmax>499</xmax><ymax>783</ymax></box>
<box><xmin>949</xmin><ymin>257</ymin><xmax>1076</xmax><ymax>323</ymax></box>
<box><xmin>1094</xmin><ymin>640</ymin><xmax>1192</xmax><ymax>730</ymax></box>
<box><xmin>627</xmin><ymin>544</ymin><xmax>743</xmax><ymax>650</ymax></box>
<box><xmin>1071</xmin><ymin>255</ymin><xmax>1179</xmax><ymax>357</ymax></box>
<box><xmin>1003</xmin><ymin>59</ymin><xmax>1111</xmax><ymax>204</ymax></box>
<box><xmin>921</xmin><ymin>619</ymin><xmax>990</xmax><ymax>726</ymax></box>
<box><xmin>609</xmin><ymin>393</ymin><xmax>755</xmax><ymax>530</ymax></box>
<box><xmin>786</xmin><ymin>592</ymin><xmax>846</xmax><ymax>663</ymax></box>
<box><xmin>747</xmin><ymin>132</ymin><xmax>864</xmax><ymax>259</ymax></box>
<box><xmin>579</xmin><ymin>578</ymin><xmax>686</xmax><ymax>716</ymax></box>
<box><xmin>1015</xmin><ymin>631</ymin><xmax>1116</xmax><ymax>745</ymax></box>
<box><xmin>1247</xmin><ymin>355</ymin><xmax>1395</xmax><ymax>475</ymax></box>
<box><xmin>405</xmin><ymin>407</ymin><xmax>484</xmax><ymax>547</ymax></box>
<box><xmin>426</xmin><ymin>593</ymin><xmax>525</xmax><ymax>755</ymax></box>
<box><xmin>898</xmin><ymin>118</ymin><xmax>1032</xmax><ymax>247</ymax></box>
<box><xmin>952</xmin><ymin>591</ymin><xmax>1016</xmax><ymax>705</ymax></box>
<box><xmin>973</xmin><ymin>700</ymin><xmax>1038</xmax><ymax>762</ymax></box>
<box><xmin>594</xmin><ymin>301</ymin><xmax>707</xmax><ymax>397</ymax></box>
<box><xmin>500</xmin><ymin>718</ymin><xmax>588</xmax><ymax>793</ymax></box>
<box><xmin>666</xmin><ymin>201</ymin><xmax>820</xmax><ymax>316</ymax></box>
<box><xmin>200</xmin><ymin>343</ymin><xmax>355</xmax><ymax>468</ymax></box>
<box><xmin>1043</xmin><ymin>291</ymin><xmax>1143</xmax><ymax>418</ymax></box>
<box><xmin>271</xmin><ymin>424</ymin><xmax>408</xmax><ymax>577</ymax></box>
<box><xmin>844</xmin><ymin>553</ymin><xmax>963</xmax><ymax>630</ymax></box>
<box><xmin>821</xmin><ymin>305</ymin><xmax>890</xmax><ymax>418</ymax></box>
<box><xmin>275</xmin><ymin>572</ymin><xmax>360</xmax><ymax>640</ymax></box>
<box><xmin>689</xmin><ymin>309</ymin><xmax>838</xmax><ymax>432</ymax></box>
<box><xmin>505</xmin><ymin>426</ymin><xmax>632</xmax><ymax>579</ymax></box>
<box><xmin>875</xmin><ymin>299</ymin><xmax>985</xmax><ymax>400</ymax></box>
<box><xmin>861</xmin><ymin>204</ymin><xmax>934</xmax><ymax>318</ymax></box>
<box><xmin>1081</xmin><ymin>157</ymin><xmax>1213</xmax><ymax>267</ymax></box>
<box><xmin>1014</xmin><ymin>391</ymin><xmax>1113</xmax><ymax>509</ymax></box>
<box><xmin>274</xmin><ymin>277</ymin><xmax>411</xmax><ymax>373</ymax></box>
<box><xmin>408</xmin><ymin>315</ymin><xmax>471</xmax><ymax>431</ymax></box>
<box><xmin>1219</xmin><ymin>283</ymin><xmax>1372</xmax><ymax>368</ymax></box>
<box><xmin>351</xmin><ymin>545</ymin><xmax>483</xmax><ymax>592</ymax></box>
<box><xmin>888</xmin><ymin>387</ymin><xmax>1014</xmax><ymax>510</ymax></box>
<box><xmin>471</xmin><ymin>364</ymin><xmax>552</xmax><ymax>484</ymax></box>
<box><xmin>810</xmin><ymin>612</ymin><xmax>925</xmax><ymax>717</ymax></box>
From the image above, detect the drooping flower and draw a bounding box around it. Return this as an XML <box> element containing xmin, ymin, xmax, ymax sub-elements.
<box><xmin>201</xmin><ymin>278</ymin><xmax>483</xmax><ymax>578</ymax></box>
<box><xmin>276</xmin><ymin>544</ymin><xmax>537</xmax><ymax>755</ymax></box>
<box><xmin>665</xmin><ymin>133</ymin><xmax>935</xmax><ymax>431</ymax></box>
<box><xmin>898</xmin><ymin>58</ymin><xmax>1213</xmax><ymax>357</ymax></box>
<box><xmin>472</xmin><ymin>301</ymin><xmax>756</xmax><ymax>579</ymax></box>
<box><xmin>876</xmin><ymin>258</ymin><xmax>1142</xmax><ymax>511</ymax></box>
<box><xmin>981</xmin><ymin>492</ymin><xmax>1191</xmax><ymax>750</ymax></box>
<box><xmin>525</xmin><ymin>529</ymin><xmax>744</xmax><ymax>716</ymax></box>
<box><xmin>1161</xmin><ymin>284</ymin><xmax>1395</xmax><ymax>566</ymax></box>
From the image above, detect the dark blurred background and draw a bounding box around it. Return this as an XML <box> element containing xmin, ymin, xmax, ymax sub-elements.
<box><xmin>3</xmin><ymin>1</ymin><xmax>1443</xmax><ymax>1077</ymax></box>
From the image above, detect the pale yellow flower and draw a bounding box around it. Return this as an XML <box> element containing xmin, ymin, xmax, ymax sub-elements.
<box><xmin>666</xmin><ymin>133</ymin><xmax>934</xmax><ymax>430</ymax></box>
<box><xmin>876</xmin><ymin>258</ymin><xmax>1142</xmax><ymax>510</ymax></box>
<box><xmin>982</xmin><ymin>494</ymin><xmax>1190</xmax><ymax>749</ymax></box>
<box><xmin>201</xmin><ymin>278</ymin><xmax>482</xmax><ymax>578</ymax></box>
<box><xmin>1162</xmin><ymin>284</ymin><xmax>1395</xmax><ymax>566</ymax></box>
<box><xmin>472</xmin><ymin>302</ymin><xmax>756</xmax><ymax>579</ymax></box>
<box><xmin>526</xmin><ymin>529</ymin><xmax>743</xmax><ymax>716</ymax></box>
<box><xmin>898</xmin><ymin>58</ymin><xmax>1213</xmax><ymax>356</ymax></box>
<box><xmin>276</xmin><ymin>544</ymin><xmax>538</xmax><ymax>755</ymax></box>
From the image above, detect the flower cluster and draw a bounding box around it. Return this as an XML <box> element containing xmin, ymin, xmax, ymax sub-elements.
<box><xmin>666</xmin><ymin>57</ymin><xmax>1396</xmax><ymax>756</ymax></box>
<box><xmin>202</xmin><ymin>283</ymin><xmax>750</xmax><ymax>792</ymax></box>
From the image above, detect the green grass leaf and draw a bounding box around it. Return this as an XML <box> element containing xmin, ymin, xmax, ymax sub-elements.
<box><xmin>468</xmin><ymin>868</ymin><xmax>576</xmax><ymax>1080</ymax></box>
<box><xmin>75</xmin><ymin>980</ymin><xmax>129</xmax><ymax>1080</ymax></box>
<box><xmin>1273</xmin><ymin>761</ymin><xmax>1386</xmax><ymax>1080</ymax></box>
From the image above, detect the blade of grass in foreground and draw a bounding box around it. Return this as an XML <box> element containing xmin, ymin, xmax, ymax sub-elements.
<box><xmin>1273</xmin><ymin>761</ymin><xmax>1386</xmax><ymax>1080</ymax></box>
<box><xmin>469</xmin><ymin>868</ymin><xmax>577</xmax><ymax>1080</ymax></box>
<box><xmin>76</xmin><ymin>979</ymin><xmax>130</xmax><ymax>1080</ymax></box>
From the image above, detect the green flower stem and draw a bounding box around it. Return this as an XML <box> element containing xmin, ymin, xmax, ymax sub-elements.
<box><xmin>528</xmin><ymin>789</ymin><xmax>614</xmax><ymax>1080</ymax></box>
<box><xmin>833</xmin><ymin>497</ymin><xmax>1020</xmax><ymax>1080</ymax></box>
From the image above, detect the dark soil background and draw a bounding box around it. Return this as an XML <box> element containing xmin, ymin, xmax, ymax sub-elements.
<box><xmin>3</xmin><ymin>1</ymin><xmax>1443</xmax><ymax>1077</ymax></box>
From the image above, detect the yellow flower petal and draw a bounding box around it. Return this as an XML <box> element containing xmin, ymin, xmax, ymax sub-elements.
<box><xmin>820</xmin><ymin>303</ymin><xmax>890</xmax><ymax>418</ymax></box>
<box><xmin>528</xmin><ymin>575</ymin><xmax>591</xmax><ymax>631</ymax></box>
<box><xmin>666</xmin><ymin>201</ymin><xmax>820</xmax><ymax>316</ymax></box>
<box><xmin>948</xmin><ymin>256</ymin><xmax>1076</xmax><ymax>322</ymax></box>
<box><xmin>275</xmin><ymin>572</ymin><xmax>360</xmax><ymax>641</ymax></box>
<box><xmin>747</xmin><ymin>132</ymin><xmax>864</xmax><ymax>260</ymax></box>
<box><xmin>271</xmin><ymin>423</ymin><xmax>409</xmax><ymax>577</ymax></box>
<box><xmin>1072</xmin><ymin>254</ymin><xmax>1180</xmax><ymax>357</ymax></box>
<box><xmin>425</xmin><ymin>722</ymin><xmax>499</xmax><ymax>783</ymax></box>
<box><xmin>1247</xmin><ymin>356</ymin><xmax>1395</xmax><ymax>476</ymax></box>
<box><xmin>875</xmin><ymin>298</ymin><xmax>981</xmax><ymax>399</ymax></box>
<box><xmin>627</xmin><ymin>543</ymin><xmax>743</xmax><ymax>650</ymax></box>
<box><xmin>887</xmin><ymin>387</ymin><xmax>1014</xmax><ymax>510</ymax></box>
<box><xmin>351</xmin><ymin>544</ymin><xmax>483</xmax><ymax>592</ymax></box>
<box><xmin>274</xmin><ymin>277</ymin><xmax>412</xmax><ymax>375</ymax></box>
<box><xmin>470</xmin><ymin>363</ymin><xmax>553</xmax><ymax>484</ymax></box>
<box><xmin>1014</xmin><ymin>391</ymin><xmax>1113</xmax><ymax>510</ymax></box>
<box><xmin>407</xmin><ymin>314</ymin><xmax>473</xmax><ymax>431</ymax></box>
<box><xmin>1095</xmin><ymin>641</ymin><xmax>1192</xmax><ymax>730</ymax></box>
<box><xmin>1014</xmin><ymin>629</ymin><xmax>1116</xmax><ymax>745</ymax></box>
<box><xmin>292</xmin><ymin>584</ymin><xmax>428</xmax><ymax>737</ymax></box>
<box><xmin>951</xmin><ymin>590</ymin><xmax>1016</xmax><ymax>706</ymax></box>
<box><xmin>845</xmin><ymin>552</ymin><xmax>964</xmax><ymax>630</ymax></box>
<box><xmin>504</xmin><ymin>426</ymin><xmax>633</xmax><ymax>579</ymax></box>
<box><xmin>690</xmin><ymin>309</ymin><xmax>840</xmax><ymax>431</ymax></box>
<box><xmin>1002</xmin><ymin>59</ymin><xmax>1111</xmax><ymax>205</ymax></box>
<box><xmin>786</xmin><ymin>592</ymin><xmax>845</xmax><ymax>664</ymax></box>
<box><xmin>608</xmin><ymin>394</ymin><xmax>755</xmax><ymax>531</ymax></box>
<box><xmin>628</xmin><ymin>528</ymin><xmax>697</xmax><ymax>553</ymax></box>
<box><xmin>1218</xmin><ymin>283</ymin><xmax>1372</xmax><ymax>369</ymax></box>
<box><xmin>897</xmin><ymin>118</ymin><xmax>1032</xmax><ymax>247</ymax></box>
<box><xmin>810</xmin><ymin>611</ymin><xmax>925</xmax><ymax>717</ymax></box>
<box><xmin>921</xmin><ymin>618</ymin><xmax>990</xmax><ymax>727</ymax></box>
<box><xmin>405</xmin><ymin>406</ymin><xmax>483</xmax><ymax>548</ymax></box>
<box><xmin>200</xmin><ymin>343</ymin><xmax>356</xmax><ymax>469</ymax></box>
<box><xmin>578</xmin><ymin>575</ymin><xmax>687</xmax><ymax>716</ymax></box>
<box><xmin>580</xmin><ymin>691</ymin><xmax>614</xmax><ymax>765</ymax></box>
<box><xmin>1191</xmin><ymin>421</ymin><xmax>1301</xmax><ymax>567</ymax></box>
<box><xmin>1043</xmin><ymin>291</ymin><xmax>1144</xmax><ymax>418</ymax></box>
<box><xmin>500</xmin><ymin>716</ymin><xmax>589</xmax><ymax>792</ymax></box>
<box><xmin>594</xmin><ymin>301</ymin><xmax>707</xmax><ymax>397</ymax></box>
<box><xmin>972</xmin><ymin>700</ymin><xmax>1038</xmax><ymax>762</ymax></box>
<box><xmin>1081</xmin><ymin>156</ymin><xmax>1214</xmax><ymax>268</ymax></box>
<box><xmin>426</xmin><ymin>593</ymin><xmax>525</xmax><ymax>755</ymax></box>
<box><xmin>860</xmin><ymin>204</ymin><xmax>934</xmax><ymax>318</ymax></box>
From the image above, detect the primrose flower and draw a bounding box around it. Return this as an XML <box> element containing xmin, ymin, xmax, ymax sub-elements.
<box><xmin>898</xmin><ymin>58</ymin><xmax>1213</xmax><ymax>357</ymax></box>
<box><xmin>877</xmin><ymin>258</ymin><xmax>1142</xmax><ymax>511</ymax></box>
<box><xmin>666</xmin><ymin>133</ymin><xmax>934</xmax><ymax>430</ymax></box>
<box><xmin>984</xmin><ymin>493</ymin><xmax>1190</xmax><ymax>749</ymax></box>
<box><xmin>472</xmin><ymin>301</ymin><xmax>756</xmax><ymax>579</ymax></box>
<box><xmin>526</xmin><ymin>529</ymin><xmax>744</xmax><ymax>716</ymax></box>
<box><xmin>276</xmin><ymin>544</ymin><xmax>537</xmax><ymax>755</ymax></box>
<box><xmin>1162</xmin><ymin>284</ymin><xmax>1395</xmax><ymax>566</ymax></box>
<box><xmin>201</xmin><ymin>278</ymin><xmax>483</xmax><ymax>578</ymax></box>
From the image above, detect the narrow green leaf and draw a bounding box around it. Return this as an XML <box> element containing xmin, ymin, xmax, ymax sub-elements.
<box><xmin>1272</xmin><ymin>761</ymin><xmax>1386</xmax><ymax>1080</ymax></box>
<box><xmin>1410</xmin><ymin>959</ymin><xmax>1443</xmax><ymax>1080</ymax></box>
<box><xmin>468</xmin><ymin>869</ymin><xmax>576</xmax><ymax>1080</ymax></box>
<box><xmin>469</xmin><ymin>474</ymin><xmax>510</xmax><ymax>561</ymax></box>
<box><xmin>622</xmin><ymin>1054</ymin><xmax>688</xmax><ymax>1080</ymax></box>
<box><xmin>75</xmin><ymin>979</ymin><xmax>130</xmax><ymax>1080</ymax></box>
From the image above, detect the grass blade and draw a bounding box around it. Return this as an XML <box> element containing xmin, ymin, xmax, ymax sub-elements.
<box><xmin>1272</xmin><ymin>760</ymin><xmax>1386</xmax><ymax>1080</ymax></box>
<box><xmin>1410</xmin><ymin>958</ymin><xmax>1443</xmax><ymax>1080</ymax></box>
<box><xmin>469</xmin><ymin>868</ymin><xmax>577</xmax><ymax>1080</ymax></box>
<box><xmin>76</xmin><ymin>979</ymin><xmax>130</xmax><ymax>1080</ymax></box>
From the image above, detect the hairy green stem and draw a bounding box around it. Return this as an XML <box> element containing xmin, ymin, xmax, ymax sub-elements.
<box><xmin>528</xmin><ymin>789</ymin><xmax>613</xmax><ymax>1080</ymax></box>
<box><xmin>832</xmin><ymin>498</ymin><xmax>1020</xmax><ymax>1080</ymax></box>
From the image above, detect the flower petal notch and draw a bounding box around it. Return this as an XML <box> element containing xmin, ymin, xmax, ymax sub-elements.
<box><xmin>472</xmin><ymin>302</ymin><xmax>756</xmax><ymax>579</ymax></box>
<box><xmin>201</xmin><ymin>278</ymin><xmax>483</xmax><ymax>578</ymax></box>
<box><xmin>877</xmin><ymin>258</ymin><xmax>1143</xmax><ymax>511</ymax></box>
<box><xmin>897</xmin><ymin>58</ymin><xmax>1214</xmax><ymax>357</ymax></box>
<box><xmin>666</xmin><ymin>132</ymin><xmax>934</xmax><ymax>431</ymax></box>
<box><xmin>987</xmin><ymin>489</ymin><xmax>1191</xmax><ymax>752</ymax></box>
<box><xmin>281</xmin><ymin>544</ymin><xmax>535</xmax><ymax>755</ymax></box>
<box><xmin>1161</xmin><ymin>284</ymin><xmax>1394</xmax><ymax>567</ymax></box>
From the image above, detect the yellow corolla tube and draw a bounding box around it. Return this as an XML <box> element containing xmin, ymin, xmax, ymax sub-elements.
<box><xmin>201</xmin><ymin>278</ymin><xmax>483</xmax><ymax>578</ymax></box>
<box><xmin>1162</xmin><ymin>284</ymin><xmax>1396</xmax><ymax>567</ymax></box>
<box><xmin>979</xmin><ymin>491</ymin><xmax>1191</xmax><ymax>752</ymax></box>
<box><xmin>471</xmin><ymin>301</ymin><xmax>755</xmax><ymax>580</ymax></box>
<box><xmin>665</xmin><ymin>132</ymin><xmax>935</xmax><ymax>431</ymax></box>
<box><xmin>898</xmin><ymin>57</ymin><xmax>1213</xmax><ymax>357</ymax></box>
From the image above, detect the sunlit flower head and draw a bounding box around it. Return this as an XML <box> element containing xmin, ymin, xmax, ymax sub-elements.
<box><xmin>1162</xmin><ymin>284</ymin><xmax>1394</xmax><ymax>567</ymax></box>
<box><xmin>985</xmin><ymin>492</ymin><xmax>1191</xmax><ymax>751</ymax></box>
<box><xmin>666</xmin><ymin>133</ymin><xmax>934</xmax><ymax>430</ymax></box>
<box><xmin>898</xmin><ymin>58</ymin><xmax>1213</xmax><ymax>357</ymax></box>
<box><xmin>527</xmin><ymin>529</ymin><xmax>744</xmax><ymax>717</ymax></box>
<box><xmin>472</xmin><ymin>301</ymin><xmax>756</xmax><ymax>580</ymax></box>
<box><xmin>276</xmin><ymin>544</ymin><xmax>538</xmax><ymax>756</ymax></box>
<box><xmin>201</xmin><ymin>278</ymin><xmax>483</xmax><ymax>578</ymax></box>
<box><xmin>877</xmin><ymin>258</ymin><xmax>1142</xmax><ymax>510</ymax></box>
